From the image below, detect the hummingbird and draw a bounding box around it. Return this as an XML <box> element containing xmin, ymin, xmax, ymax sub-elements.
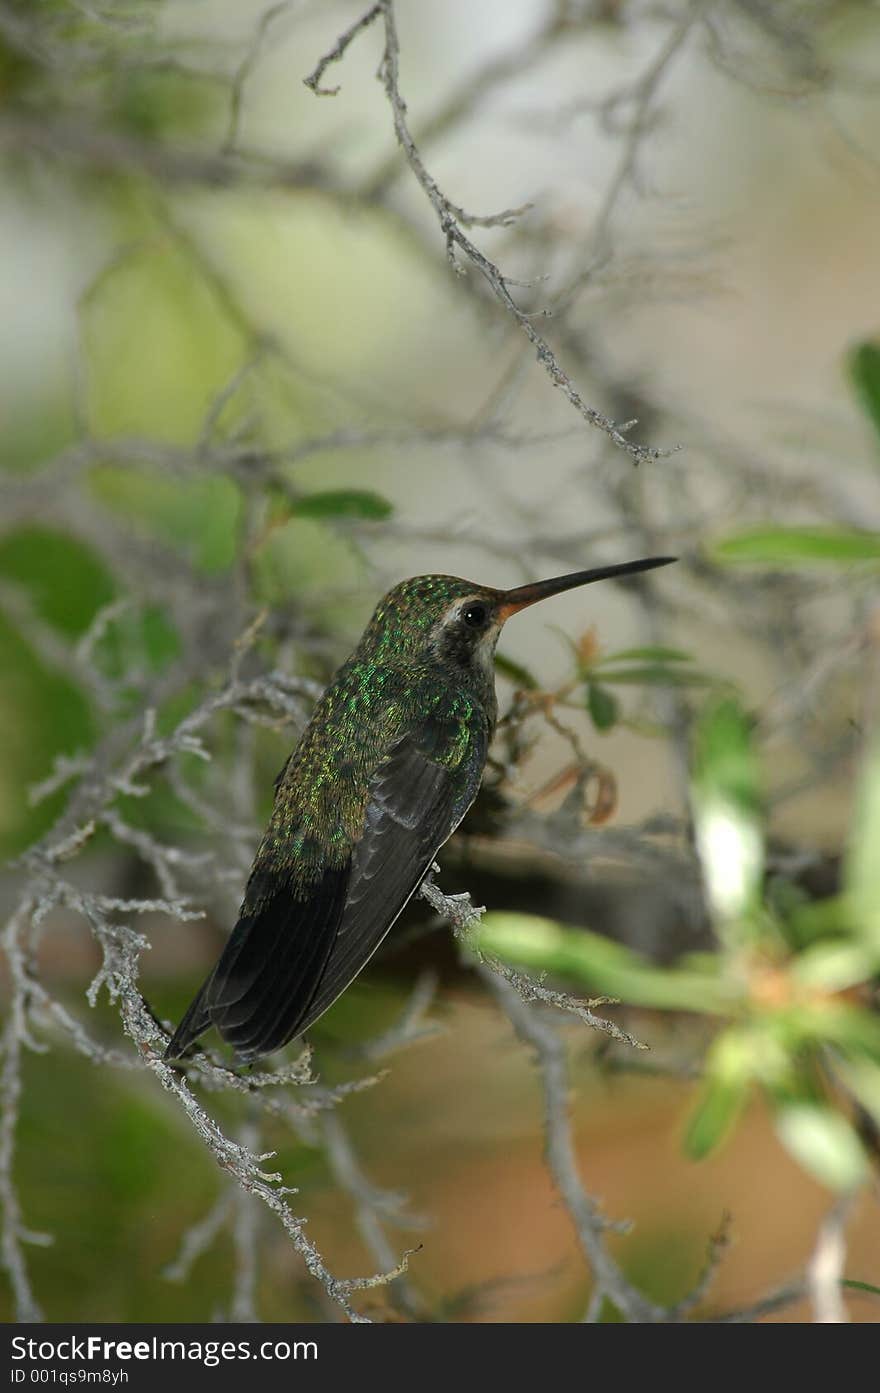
<box><xmin>165</xmin><ymin>555</ymin><xmax>675</xmax><ymax>1062</ymax></box>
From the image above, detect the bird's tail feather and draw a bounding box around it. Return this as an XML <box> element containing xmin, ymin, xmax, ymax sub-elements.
<box><xmin>163</xmin><ymin>862</ymin><xmax>351</xmax><ymax>1062</ymax></box>
<box><xmin>163</xmin><ymin>982</ymin><xmax>213</xmax><ymax>1059</ymax></box>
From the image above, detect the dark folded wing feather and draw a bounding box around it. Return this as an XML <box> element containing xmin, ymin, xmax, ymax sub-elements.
<box><xmin>291</xmin><ymin>721</ymin><xmax>483</xmax><ymax>1037</ymax></box>
<box><xmin>163</xmin><ymin>862</ymin><xmax>350</xmax><ymax>1061</ymax></box>
<box><xmin>165</xmin><ymin>711</ymin><xmax>486</xmax><ymax>1062</ymax></box>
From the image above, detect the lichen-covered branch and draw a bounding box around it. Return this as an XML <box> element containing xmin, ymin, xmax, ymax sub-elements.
<box><xmin>0</xmin><ymin>662</ymin><xmax>415</xmax><ymax>1323</ymax></box>
<box><xmin>304</xmin><ymin>0</ymin><xmax>674</xmax><ymax>465</ymax></box>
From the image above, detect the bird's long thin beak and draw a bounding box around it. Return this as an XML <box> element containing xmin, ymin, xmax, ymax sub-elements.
<box><xmin>497</xmin><ymin>556</ymin><xmax>676</xmax><ymax>622</ymax></box>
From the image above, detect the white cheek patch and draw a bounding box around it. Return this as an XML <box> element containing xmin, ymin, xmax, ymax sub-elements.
<box><xmin>474</xmin><ymin>627</ymin><xmax>500</xmax><ymax>675</ymax></box>
<box><xmin>433</xmin><ymin>602</ymin><xmax>500</xmax><ymax>673</ymax></box>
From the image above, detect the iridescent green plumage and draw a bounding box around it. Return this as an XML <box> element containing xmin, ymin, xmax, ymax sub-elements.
<box><xmin>166</xmin><ymin>557</ymin><xmax>675</xmax><ymax>1061</ymax></box>
<box><xmin>258</xmin><ymin>576</ymin><xmax>496</xmax><ymax>889</ymax></box>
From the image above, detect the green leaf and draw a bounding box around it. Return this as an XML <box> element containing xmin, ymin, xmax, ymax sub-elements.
<box><xmin>90</xmin><ymin>467</ymin><xmax>241</xmax><ymax>573</ymax></box>
<box><xmin>289</xmin><ymin>489</ymin><xmax>393</xmax><ymax>521</ymax></box>
<box><xmin>494</xmin><ymin>652</ymin><xmax>539</xmax><ymax>690</ymax></box>
<box><xmin>685</xmin><ymin>1076</ymin><xmax>748</xmax><ymax>1158</ymax></box>
<box><xmin>776</xmin><ymin>1104</ymin><xmax>868</xmax><ymax>1191</ymax></box>
<box><xmin>0</xmin><ymin>529</ymin><xmax>115</xmax><ymax>636</ymax></box>
<box><xmin>0</xmin><ymin>612</ymin><xmax>95</xmax><ymax>857</ymax></box>
<box><xmin>592</xmin><ymin>664</ymin><xmax>718</xmax><ymax>687</ymax></box>
<box><xmin>599</xmin><ymin>645</ymin><xmax>693</xmax><ymax>665</ymax></box>
<box><xmin>685</xmin><ymin>1030</ymin><xmax>751</xmax><ymax>1158</ymax></box>
<box><xmin>810</xmin><ymin>1004</ymin><xmax>880</xmax><ymax>1060</ymax></box>
<box><xmin>788</xmin><ymin>894</ymin><xmax>855</xmax><ymax>945</ymax></box>
<box><xmin>692</xmin><ymin>699</ymin><xmax>763</xmax><ymax>928</ymax></box>
<box><xmin>844</xmin><ymin>735</ymin><xmax>880</xmax><ymax>954</ymax></box>
<box><xmin>848</xmin><ymin>341</ymin><xmax>880</xmax><ymax>443</ymax></box>
<box><xmin>792</xmin><ymin>942</ymin><xmax>875</xmax><ymax>993</ymax></box>
<box><xmin>587</xmin><ymin>682</ymin><xmax>619</xmax><ymax>731</ymax></box>
<box><xmin>475</xmin><ymin>912</ymin><xmax>736</xmax><ymax>1013</ymax></box>
<box><xmin>95</xmin><ymin>604</ymin><xmax>181</xmax><ymax>685</ymax></box>
<box><xmin>712</xmin><ymin>527</ymin><xmax>880</xmax><ymax>566</ymax></box>
<box><xmin>83</xmin><ymin>237</ymin><xmax>247</xmax><ymax>442</ymax></box>
<box><xmin>834</xmin><ymin>1058</ymin><xmax>880</xmax><ymax>1129</ymax></box>
<box><xmin>843</xmin><ymin>1278</ymin><xmax>880</xmax><ymax>1299</ymax></box>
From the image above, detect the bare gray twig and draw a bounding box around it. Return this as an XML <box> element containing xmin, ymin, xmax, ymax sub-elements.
<box><xmin>304</xmin><ymin>0</ymin><xmax>675</xmax><ymax>464</ymax></box>
<box><xmin>807</xmin><ymin>1193</ymin><xmax>855</xmax><ymax>1324</ymax></box>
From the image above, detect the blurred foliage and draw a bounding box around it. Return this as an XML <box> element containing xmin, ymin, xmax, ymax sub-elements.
<box><xmin>712</xmin><ymin>527</ymin><xmax>880</xmax><ymax>565</ymax></box>
<box><xmin>479</xmin><ymin>694</ymin><xmax>880</xmax><ymax>1192</ymax></box>
<box><xmin>712</xmin><ymin>338</ymin><xmax>880</xmax><ymax>568</ymax></box>
<box><xmin>850</xmin><ymin>342</ymin><xmax>880</xmax><ymax>444</ymax></box>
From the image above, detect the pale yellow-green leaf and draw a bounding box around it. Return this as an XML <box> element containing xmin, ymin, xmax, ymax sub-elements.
<box><xmin>692</xmin><ymin>699</ymin><xmax>763</xmax><ymax>931</ymax></box>
<box><xmin>834</xmin><ymin>1058</ymin><xmax>880</xmax><ymax>1128</ymax></box>
<box><xmin>475</xmin><ymin>912</ymin><xmax>736</xmax><ymax>1013</ymax></box>
<box><xmin>712</xmin><ymin>527</ymin><xmax>880</xmax><ymax>566</ymax></box>
<box><xmin>792</xmin><ymin>942</ymin><xmax>875</xmax><ymax>992</ymax></box>
<box><xmin>684</xmin><ymin>1028</ymin><xmax>758</xmax><ymax>1158</ymax></box>
<box><xmin>776</xmin><ymin>1104</ymin><xmax>868</xmax><ymax>1191</ymax></box>
<box><xmin>844</xmin><ymin>735</ymin><xmax>880</xmax><ymax>954</ymax></box>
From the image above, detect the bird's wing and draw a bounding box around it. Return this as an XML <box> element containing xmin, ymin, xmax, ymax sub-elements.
<box><xmin>165</xmin><ymin>708</ymin><xmax>486</xmax><ymax>1062</ymax></box>
<box><xmin>292</xmin><ymin>712</ymin><xmax>486</xmax><ymax>1037</ymax></box>
<box><xmin>163</xmin><ymin>858</ymin><xmax>351</xmax><ymax>1062</ymax></box>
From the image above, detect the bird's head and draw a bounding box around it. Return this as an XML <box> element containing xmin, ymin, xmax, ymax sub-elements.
<box><xmin>359</xmin><ymin>557</ymin><xmax>676</xmax><ymax>676</ymax></box>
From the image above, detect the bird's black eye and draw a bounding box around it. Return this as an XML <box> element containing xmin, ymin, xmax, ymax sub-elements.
<box><xmin>462</xmin><ymin>602</ymin><xmax>488</xmax><ymax>629</ymax></box>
